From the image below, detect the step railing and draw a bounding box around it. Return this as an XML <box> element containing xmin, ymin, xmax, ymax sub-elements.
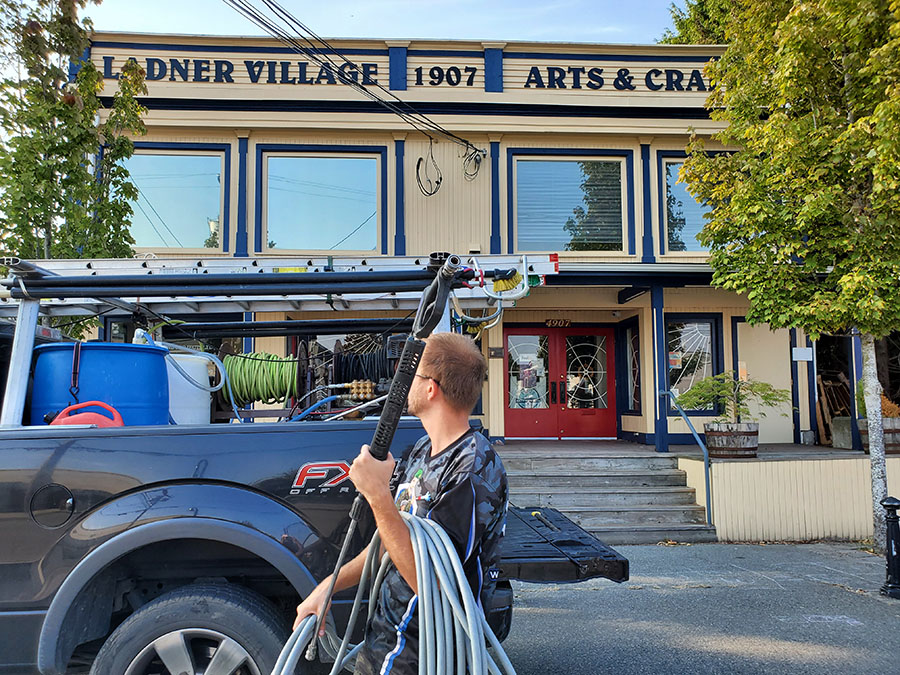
<box><xmin>661</xmin><ymin>390</ymin><xmax>713</xmax><ymax>526</ymax></box>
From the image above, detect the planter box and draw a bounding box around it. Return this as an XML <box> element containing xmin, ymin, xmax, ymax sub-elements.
<box><xmin>703</xmin><ymin>422</ymin><xmax>759</xmax><ymax>458</ymax></box>
<box><xmin>858</xmin><ymin>418</ymin><xmax>900</xmax><ymax>454</ymax></box>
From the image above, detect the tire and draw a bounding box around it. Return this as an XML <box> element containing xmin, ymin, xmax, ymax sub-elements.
<box><xmin>90</xmin><ymin>582</ymin><xmax>289</xmax><ymax>675</ymax></box>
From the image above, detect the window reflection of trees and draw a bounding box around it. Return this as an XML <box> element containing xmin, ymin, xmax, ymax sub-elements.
<box><xmin>563</xmin><ymin>162</ymin><xmax>623</xmax><ymax>251</ymax></box>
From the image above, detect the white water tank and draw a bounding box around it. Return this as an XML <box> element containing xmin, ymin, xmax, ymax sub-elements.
<box><xmin>167</xmin><ymin>354</ymin><xmax>213</xmax><ymax>424</ymax></box>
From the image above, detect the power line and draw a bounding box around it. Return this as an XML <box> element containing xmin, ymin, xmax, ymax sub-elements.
<box><xmin>329</xmin><ymin>210</ymin><xmax>377</xmax><ymax>250</ymax></box>
<box><xmin>132</xmin><ymin>180</ymin><xmax>185</xmax><ymax>247</ymax></box>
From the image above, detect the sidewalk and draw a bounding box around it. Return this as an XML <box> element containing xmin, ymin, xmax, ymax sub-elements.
<box><xmin>505</xmin><ymin>542</ymin><xmax>898</xmax><ymax>674</ymax></box>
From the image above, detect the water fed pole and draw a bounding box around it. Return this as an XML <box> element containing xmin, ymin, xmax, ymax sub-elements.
<box><xmin>306</xmin><ymin>253</ymin><xmax>463</xmax><ymax>661</ymax></box>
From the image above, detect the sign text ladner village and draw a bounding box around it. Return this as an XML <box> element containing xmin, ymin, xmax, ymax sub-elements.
<box><xmin>101</xmin><ymin>56</ymin><xmax>710</xmax><ymax>92</ymax></box>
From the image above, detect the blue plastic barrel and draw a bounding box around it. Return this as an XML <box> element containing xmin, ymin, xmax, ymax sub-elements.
<box><xmin>30</xmin><ymin>342</ymin><xmax>170</xmax><ymax>426</ymax></box>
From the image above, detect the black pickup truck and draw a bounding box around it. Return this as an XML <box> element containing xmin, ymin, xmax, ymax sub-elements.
<box><xmin>0</xmin><ymin>417</ymin><xmax>628</xmax><ymax>674</ymax></box>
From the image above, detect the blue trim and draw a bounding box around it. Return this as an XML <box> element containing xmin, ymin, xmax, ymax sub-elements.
<box><xmin>490</xmin><ymin>142</ymin><xmax>501</xmax><ymax>254</ymax></box>
<box><xmin>108</xmin><ymin>97</ymin><xmax>713</xmax><ymax>120</ymax></box>
<box><xmin>731</xmin><ymin>316</ymin><xmax>745</xmax><ymax>374</ymax></box>
<box><xmin>254</xmin><ymin>143</ymin><xmax>388</xmax><ymax>254</ymax></box>
<box><xmin>68</xmin><ymin>46</ymin><xmax>91</xmax><ymax>82</ymax></box>
<box><xmin>651</xmin><ymin>285</ymin><xmax>667</xmax><ymax>452</ymax></box>
<box><xmin>92</xmin><ymin>40</ymin><xmax>388</xmax><ymax>56</ymax></box>
<box><xmin>132</xmin><ymin>142</ymin><xmax>231</xmax><ymax>252</ymax></box>
<box><xmin>408</xmin><ymin>49</ymin><xmax>483</xmax><ymax>57</ymax></box>
<box><xmin>806</xmin><ymin>336</ymin><xmax>819</xmax><ymax>444</ymax></box>
<box><xmin>664</xmin><ymin>312</ymin><xmax>725</xmax><ymax>417</ymax></box>
<box><xmin>243</xmin><ymin>311</ymin><xmax>253</xmax><ymax>355</ymax></box>
<box><xmin>235</xmin><ymin>138</ymin><xmax>248</xmax><ymax>256</ymax></box>
<box><xmin>789</xmin><ymin>328</ymin><xmax>802</xmax><ymax>444</ymax></box>
<box><xmin>389</xmin><ymin>47</ymin><xmax>407</xmax><ymax>91</ymax></box>
<box><xmin>394</xmin><ymin>140</ymin><xmax>406</xmax><ymax>255</ymax></box>
<box><xmin>505</xmin><ymin>147</ymin><xmax>636</xmax><ymax>255</ymax></box>
<box><xmin>484</xmin><ymin>48</ymin><xmax>503</xmax><ymax>92</ymax></box>
<box><xmin>618</xmin><ymin>315</ymin><xmax>642</xmax><ymax>415</ymax></box>
<box><xmin>850</xmin><ymin>334</ymin><xmax>863</xmax><ymax>450</ymax></box>
<box><xmin>504</xmin><ymin>51</ymin><xmax>716</xmax><ymax>63</ymax></box>
<box><xmin>640</xmin><ymin>144</ymin><xmax>655</xmax><ymax>262</ymax></box>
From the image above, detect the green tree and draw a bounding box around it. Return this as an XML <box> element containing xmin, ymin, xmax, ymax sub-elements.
<box><xmin>682</xmin><ymin>0</ymin><xmax>900</xmax><ymax>552</ymax></box>
<box><xmin>659</xmin><ymin>0</ymin><xmax>731</xmax><ymax>44</ymax></box>
<box><xmin>0</xmin><ymin>0</ymin><xmax>147</xmax><ymax>261</ymax></box>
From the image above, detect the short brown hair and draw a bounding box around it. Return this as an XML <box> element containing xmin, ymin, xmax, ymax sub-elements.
<box><xmin>421</xmin><ymin>333</ymin><xmax>486</xmax><ymax>413</ymax></box>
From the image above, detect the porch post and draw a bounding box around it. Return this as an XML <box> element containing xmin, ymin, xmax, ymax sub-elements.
<box><xmin>651</xmin><ymin>285</ymin><xmax>668</xmax><ymax>452</ymax></box>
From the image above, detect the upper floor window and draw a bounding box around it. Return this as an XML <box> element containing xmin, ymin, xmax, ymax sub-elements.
<box><xmin>515</xmin><ymin>158</ymin><xmax>624</xmax><ymax>252</ymax></box>
<box><xmin>123</xmin><ymin>152</ymin><xmax>224</xmax><ymax>249</ymax></box>
<box><xmin>264</xmin><ymin>154</ymin><xmax>379</xmax><ymax>251</ymax></box>
<box><xmin>664</xmin><ymin>160</ymin><xmax>710</xmax><ymax>253</ymax></box>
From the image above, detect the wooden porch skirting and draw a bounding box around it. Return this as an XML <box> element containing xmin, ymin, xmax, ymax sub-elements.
<box><xmin>678</xmin><ymin>455</ymin><xmax>900</xmax><ymax>542</ymax></box>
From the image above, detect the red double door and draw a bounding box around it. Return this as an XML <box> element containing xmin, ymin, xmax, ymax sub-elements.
<box><xmin>503</xmin><ymin>326</ymin><xmax>616</xmax><ymax>439</ymax></box>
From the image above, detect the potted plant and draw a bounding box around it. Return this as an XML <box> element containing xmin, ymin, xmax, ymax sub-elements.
<box><xmin>856</xmin><ymin>382</ymin><xmax>900</xmax><ymax>454</ymax></box>
<box><xmin>674</xmin><ymin>371</ymin><xmax>791</xmax><ymax>458</ymax></box>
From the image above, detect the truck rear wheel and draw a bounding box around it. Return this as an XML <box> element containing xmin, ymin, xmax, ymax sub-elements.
<box><xmin>90</xmin><ymin>582</ymin><xmax>289</xmax><ymax>675</ymax></box>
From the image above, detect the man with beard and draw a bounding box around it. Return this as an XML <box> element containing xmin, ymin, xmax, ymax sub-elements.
<box><xmin>294</xmin><ymin>332</ymin><xmax>509</xmax><ymax>675</ymax></box>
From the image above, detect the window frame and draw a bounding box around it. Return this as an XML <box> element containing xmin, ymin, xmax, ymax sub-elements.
<box><xmin>506</xmin><ymin>148</ymin><xmax>636</xmax><ymax>256</ymax></box>
<box><xmin>256</xmin><ymin>144</ymin><xmax>388</xmax><ymax>255</ymax></box>
<box><xmin>617</xmin><ymin>315</ymin><xmax>642</xmax><ymax>416</ymax></box>
<box><xmin>128</xmin><ymin>142</ymin><xmax>231</xmax><ymax>254</ymax></box>
<box><xmin>664</xmin><ymin>312</ymin><xmax>724</xmax><ymax>416</ymax></box>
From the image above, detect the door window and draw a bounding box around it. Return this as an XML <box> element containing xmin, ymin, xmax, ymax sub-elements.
<box><xmin>507</xmin><ymin>335</ymin><xmax>549</xmax><ymax>409</ymax></box>
<box><xmin>564</xmin><ymin>335</ymin><xmax>608</xmax><ymax>409</ymax></box>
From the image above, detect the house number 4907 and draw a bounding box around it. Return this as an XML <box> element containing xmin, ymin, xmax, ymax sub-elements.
<box><xmin>414</xmin><ymin>66</ymin><xmax>478</xmax><ymax>86</ymax></box>
<box><xmin>545</xmin><ymin>319</ymin><xmax>571</xmax><ymax>327</ymax></box>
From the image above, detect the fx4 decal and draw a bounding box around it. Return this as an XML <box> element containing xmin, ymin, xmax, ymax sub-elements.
<box><xmin>291</xmin><ymin>461</ymin><xmax>354</xmax><ymax>495</ymax></box>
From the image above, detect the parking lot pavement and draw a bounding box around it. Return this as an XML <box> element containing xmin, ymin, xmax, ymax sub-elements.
<box><xmin>503</xmin><ymin>542</ymin><xmax>899</xmax><ymax>675</ymax></box>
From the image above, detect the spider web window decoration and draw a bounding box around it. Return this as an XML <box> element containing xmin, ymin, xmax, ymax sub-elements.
<box><xmin>667</xmin><ymin>321</ymin><xmax>713</xmax><ymax>406</ymax></box>
<box><xmin>565</xmin><ymin>336</ymin><xmax>608</xmax><ymax>409</ymax></box>
<box><xmin>507</xmin><ymin>335</ymin><xmax>549</xmax><ymax>409</ymax></box>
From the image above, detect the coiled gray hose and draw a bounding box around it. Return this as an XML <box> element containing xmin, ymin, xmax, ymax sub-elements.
<box><xmin>272</xmin><ymin>512</ymin><xmax>516</xmax><ymax>675</ymax></box>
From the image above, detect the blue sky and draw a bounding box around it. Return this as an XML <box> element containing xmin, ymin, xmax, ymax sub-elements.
<box><xmin>85</xmin><ymin>0</ymin><xmax>681</xmax><ymax>44</ymax></box>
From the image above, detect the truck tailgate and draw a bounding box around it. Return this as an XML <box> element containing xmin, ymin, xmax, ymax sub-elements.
<box><xmin>499</xmin><ymin>506</ymin><xmax>629</xmax><ymax>583</ymax></box>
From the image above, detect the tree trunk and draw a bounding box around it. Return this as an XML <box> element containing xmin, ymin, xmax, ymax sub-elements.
<box><xmin>861</xmin><ymin>332</ymin><xmax>888</xmax><ymax>554</ymax></box>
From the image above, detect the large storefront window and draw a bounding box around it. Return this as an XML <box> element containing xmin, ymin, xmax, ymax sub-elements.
<box><xmin>516</xmin><ymin>158</ymin><xmax>624</xmax><ymax>252</ymax></box>
<box><xmin>667</xmin><ymin>318</ymin><xmax>718</xmax><ymax>410</ymax></box>
<box><xmin>265</xmin><ymin>155</ymin><xmax>379</xmax><ymax>251</ymax></box>
<box><xmin>124</xmin><ymin>153</ymin><xmax>224</xmax><ymax>249</ymax></box>
<box><xmin>664</xmin><ymin>160</ymin><xmax>710</xmax><ymax>253</ymax></box>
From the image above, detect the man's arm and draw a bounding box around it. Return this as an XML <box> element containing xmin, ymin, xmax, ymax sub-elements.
<box><xmin>293</xmin><ymin>545</ymin><xmax>368</xmax><ymax>632</ymax></box>
<box><xmin>349</xmin><ymin>445</ymin><xmax>419</xmax><ymax>595</ymax></box>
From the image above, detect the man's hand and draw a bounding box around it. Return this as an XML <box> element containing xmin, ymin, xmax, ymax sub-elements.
<box><xmin>349</xmin><ymin>444</ymin><xmax>395</xmax><ymax>506</ymax></box>
<box><xmin>294</xmin><ymin>580</ymin><xmax>332</xmax><ymax>633</ymax></box>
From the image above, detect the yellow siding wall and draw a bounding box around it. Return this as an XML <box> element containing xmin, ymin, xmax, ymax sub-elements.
<box><xmin>404</xmin><ymin>135</ymin><xmax>492</xmax><ymax>256</ymax></box>
<box><xmin>680</xmin><ymin>456</ymin><xmax>900</xmax><ymax>541</ymax></box>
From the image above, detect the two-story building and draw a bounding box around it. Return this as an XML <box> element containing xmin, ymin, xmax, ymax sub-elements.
<box><xmin>88</xmin><ymin>31</ymin><xmax>828</xmax><ymax>453</ymax></box>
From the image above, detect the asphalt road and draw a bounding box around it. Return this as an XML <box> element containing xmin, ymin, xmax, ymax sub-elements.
<box><xmin>502</xmin><ymin>542</ymin><xmax>899</xmax><ymax>675</ymax></box>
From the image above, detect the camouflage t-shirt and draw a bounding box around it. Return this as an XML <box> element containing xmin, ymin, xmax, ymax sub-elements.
<box><xmin>354</xmin><ymin>429</ymin><xmax>508</xmax><ymax>675</ymax></box>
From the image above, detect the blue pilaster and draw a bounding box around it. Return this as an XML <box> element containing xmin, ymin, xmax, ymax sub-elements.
<box><xmin>652</xmin><ymin>285</ymin><xmax>668</xmax><ymax>452</ymax></box>
<box><xmin>394</xmin><ymin>140</ymin><xmax>406</xmax><ymax>255</ymax></box>
<box><xmin>640</xmin><ymin>144</ymin><xmax>655</xmax><ymax>263</ymax></box>
<box><xmin>806</xmin><ymin>336</ymin><xmax>819</xmax><ymax>444</ymax></box>
<box><xmin>235</xmin><ymin>137</ymin><xmax>249</xmax><ymax>257</ymax></box>
<box><xmin>490</xmin><ymin>141</ymin><xmax>501</xmax><ymax>254</ymax></box>
<box><xmin>389</xmin><ymin>47</ymin><xmax>407</xmax><ymax>91</ymax></box>
<box><xmin>484</xmin><ymin>48</ymin><xmax>503</xmax><ymax>92</ymax></box>
<box><xmin>850</xmin><ymin>333</ymin><xmax>863</xmax><ymax>450</ymax></box>
<box><xmin>69</xmin><ymin>46</ymin><xmax>91</xmax><ymax>82</ymax></box>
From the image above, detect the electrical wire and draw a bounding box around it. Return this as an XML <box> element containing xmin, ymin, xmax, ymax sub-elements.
<box><xmin>221</xmin><ymin>0</ymin><xmax>486</xmax><ymax>192</ymax></box>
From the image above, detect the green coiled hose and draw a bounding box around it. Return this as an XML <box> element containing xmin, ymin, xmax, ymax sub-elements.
<box><xmin>223</xmin><ymin>353</ymin><xmax>299</xmax><ymax>406</ymax></box>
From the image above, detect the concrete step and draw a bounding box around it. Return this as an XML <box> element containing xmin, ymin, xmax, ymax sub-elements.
<box><xmin>589</xmin><ymin>524</ymin><xmax>718</xmax><ymax>545</ymax></box>
<box><xmin>561</xmin><ymin>505</ymin><xmax>709</xmax><ymax>528</ymax></box>
<box><xmin>506</xmin><ymin>469</ymin><xmax>688</xmax><ymax>488</ymax></box>
<box><xmin>501</xmin><ymin>455</ymin><xmax>679</xmax><ymax>472</ymax></box>
<box><xmin>508</xmin><ymin>486</ymin><xmax>698</xmax><ymax>508</ymax></box>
